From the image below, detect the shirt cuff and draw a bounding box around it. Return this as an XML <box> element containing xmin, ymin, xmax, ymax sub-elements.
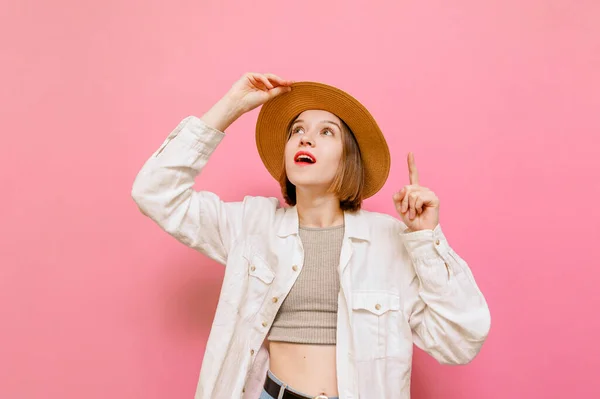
<box><xmin>400</xmin><ymin>223</ymin><xmax>451</xmax><ymax>260</ymax></box>
<box><xmin>154</xmin><ymin>115</ymin><xmax>226</xmax><ymax>159</ymax></box>
<box><xmin>183</xmin><ymin>116</ymin><xmax>226</xmax><ymax>155</ymax></box>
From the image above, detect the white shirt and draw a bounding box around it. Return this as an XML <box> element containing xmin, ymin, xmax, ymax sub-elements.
<box><xmin>131</xmin><ymin>116</ymin><xmax>491</xmax><ymax>399</ymax></box>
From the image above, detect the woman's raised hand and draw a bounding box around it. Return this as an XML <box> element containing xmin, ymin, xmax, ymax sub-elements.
<box><xmin>201</xmin><ymin>72</ymin><xmax>293</xmax><ymax>132</ymax></box>
<box><xmin>225</xmin><ymin>72</ymin><xmax>294</xmax><ymax>114</ymax></box>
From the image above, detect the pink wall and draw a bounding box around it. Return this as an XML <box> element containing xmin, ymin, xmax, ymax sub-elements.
<box><xmin>1</xmin><ymin>1</ymin><xmax>598</xmax><ymax>398</ymax></box>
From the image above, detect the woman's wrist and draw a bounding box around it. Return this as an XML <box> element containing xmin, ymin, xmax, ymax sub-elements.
<box><xmin>200</xmin><ymin>94</ymin><xmax>245</xmax><ymax>132</ymax></box>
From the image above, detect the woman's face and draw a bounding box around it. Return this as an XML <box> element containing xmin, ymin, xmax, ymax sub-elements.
<box><xmin>284</xmin><ymin>109</ymin><xmax>344</xmax><ymax>193</ymax></box>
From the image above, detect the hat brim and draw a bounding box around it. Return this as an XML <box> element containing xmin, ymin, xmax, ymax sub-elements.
<box><xmin>255</xmin><ymin>81</ymin><xmax>390</xmax><ymax>199</ymax></box>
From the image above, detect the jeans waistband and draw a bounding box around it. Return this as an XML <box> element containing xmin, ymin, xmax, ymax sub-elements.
<box><xmin>265</xmin><ymin>369</ymin><xmax>339</xmax><ymax>399</ymax></box>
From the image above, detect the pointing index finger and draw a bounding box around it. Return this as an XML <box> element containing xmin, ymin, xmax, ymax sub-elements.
<box><xmin>408</xmin><ymin>152</ymin><xmax>419</xmax><ymax>185</ymax></box>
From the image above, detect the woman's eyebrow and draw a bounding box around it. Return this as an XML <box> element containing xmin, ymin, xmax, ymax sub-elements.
<box><xmin>292</xmin><ymin>119</ymin><xmax>341</xmax><ymax>130</ymax></box>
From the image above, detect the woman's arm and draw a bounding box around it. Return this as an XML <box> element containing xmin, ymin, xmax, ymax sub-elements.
<box><xmin>391</xmin><ymin>146</ymin><xmax>490</xmax><ymax>364</ymax></box>
<box><xmin>131</xmin><ymin>73</ymin><xmax>293</xmax><ymax>265</ymax></box>
<box><xmin>131</xmin><ymin>113</ymin><xmax>240</xmax><ymax>265</ymax></box>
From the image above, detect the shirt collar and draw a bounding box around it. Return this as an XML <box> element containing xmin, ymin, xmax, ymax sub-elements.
<box><xmin>277</xmin><ymin>205</ymin><xmax>370</xmax><ymax>241</ymax></box>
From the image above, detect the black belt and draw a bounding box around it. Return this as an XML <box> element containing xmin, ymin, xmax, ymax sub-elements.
<box><xmin>263</xmin><ymin>372</ymin><xmax>331</xmax><ymax>399</ymax></box>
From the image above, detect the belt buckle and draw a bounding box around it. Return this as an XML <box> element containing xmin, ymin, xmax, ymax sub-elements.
<box><xmin>313</xmin><ymin>396</ymin><xmax>329</xmax><ymax>399</ymax></box>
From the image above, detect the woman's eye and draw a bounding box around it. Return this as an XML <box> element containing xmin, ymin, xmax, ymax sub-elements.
<box><xmin>292</xmin><ymin>127</ymin><xmax>304</xmax><ymax>134</ymax></box>
<box><xmin>322</xmin><ymin>128</ymin><xmax>333</xmax><ymax>136</ymax></box>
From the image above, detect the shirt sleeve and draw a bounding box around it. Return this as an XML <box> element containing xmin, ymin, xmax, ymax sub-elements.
<box><xmin>131</xmin><ymin>115</ymin><xmax>244</xmax><ymax>265</ymax></box>
<box><xmin>400</xmin><ymin>224</ymin><xmax>491</xmax><ymax>364</ymax></box>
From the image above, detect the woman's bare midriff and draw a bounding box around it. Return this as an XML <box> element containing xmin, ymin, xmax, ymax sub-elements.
<box><xmin>268</xmin><ymin>341</ymin><xmax>338</xmax><ymax>397</ymax></box>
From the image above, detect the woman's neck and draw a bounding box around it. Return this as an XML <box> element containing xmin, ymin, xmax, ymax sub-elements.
<box><xmin>295</xmin><ymin>191</ymin><xmax>344</xmax><ymax>228</ymax></box>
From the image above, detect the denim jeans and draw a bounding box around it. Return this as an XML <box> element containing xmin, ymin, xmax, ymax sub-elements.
<box><xmin>259</xmin><ymin>369</ymin><xmax>339</xmax><ymax>399</ymax></box>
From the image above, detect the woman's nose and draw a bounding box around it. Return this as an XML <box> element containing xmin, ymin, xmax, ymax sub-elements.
<box><xmin>300</xmin><ymin>134</ymin><xmax>314</xmax><ymax>146</ymax></box>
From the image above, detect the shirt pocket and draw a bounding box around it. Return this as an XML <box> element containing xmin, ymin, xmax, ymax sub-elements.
<box><xmin>351</xmin><ymin>291</ymin><xmax>408</xmax><ymax>360</ymax></box>
<box><xmin>239</xmin><ymin>243</ymin><xmax>276</xmax><ymax>321</ymax></box>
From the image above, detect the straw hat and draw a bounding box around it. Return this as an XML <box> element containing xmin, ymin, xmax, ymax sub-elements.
<box><xmin>255</xmin><ymin>81</ymin><xmax>390</xmax><ymax>199</ymax></box>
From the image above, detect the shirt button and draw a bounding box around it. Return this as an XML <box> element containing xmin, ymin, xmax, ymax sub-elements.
<box><xmin>292</xmin><ymin>265</ymin><xmax>298</xmax><ymax>271</ymax></box>
<box><xmin>250</xmin><ymin>349</ymin><xmax>255</xmax><ymax>355</ymax></box>
<box><xmin>250</xmin><ymin>265</ymin><xmax>256</xmax><ymax>271</ymax></box>
<box><xmin>272</xmin><ymin>297</ymin><xmax>278</xmax><ymax>303</ymax></box>
<box><xmin>375</xmin><ymin>304</ymin><xmax>381</xmax><ymax>310</ymax></box>
<box><xmin>435</xmin><ymin>239</ymin><xmax>440</xmax><ymax>245</ymax></box>
<box><xmin>262</xmin><ymin>321</ymin><xmax>268</xmax><ymax>327</ymax></box>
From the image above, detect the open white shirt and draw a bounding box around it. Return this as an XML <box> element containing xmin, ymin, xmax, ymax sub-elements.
<box><xmin>131</xmin><ymin>116</ymin><xmax>491</xmax><ymax>399</ymax></box>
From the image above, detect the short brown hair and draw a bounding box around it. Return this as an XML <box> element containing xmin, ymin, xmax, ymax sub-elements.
<box><xmin>278</xmin><ymin>115</ymin><xmax>365</xmax><ymax>212</ymax></box>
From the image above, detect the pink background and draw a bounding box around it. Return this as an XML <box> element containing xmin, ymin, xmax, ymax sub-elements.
<box><xmin>1</xmin><ymin>1</ymin><xmax>598</xmax><ymax>398</ymax></box>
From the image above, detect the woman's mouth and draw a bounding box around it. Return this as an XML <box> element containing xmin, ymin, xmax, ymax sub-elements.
<box><xmin>294</xmin><ymin>151</ymin><xmax>317</xmax><ymax>165</ymax></box>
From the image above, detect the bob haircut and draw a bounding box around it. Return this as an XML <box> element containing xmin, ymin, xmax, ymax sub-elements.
<box><xmin>278</xmin><ymin>113</ymin><xmax>365</xmax><ymax>212</ymax></box>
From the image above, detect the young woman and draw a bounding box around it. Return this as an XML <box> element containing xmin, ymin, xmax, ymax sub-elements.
<box><xmin>131</xmin><ymin>73</ymin><xmax>491</xmax><ymax>399</ymax></box>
